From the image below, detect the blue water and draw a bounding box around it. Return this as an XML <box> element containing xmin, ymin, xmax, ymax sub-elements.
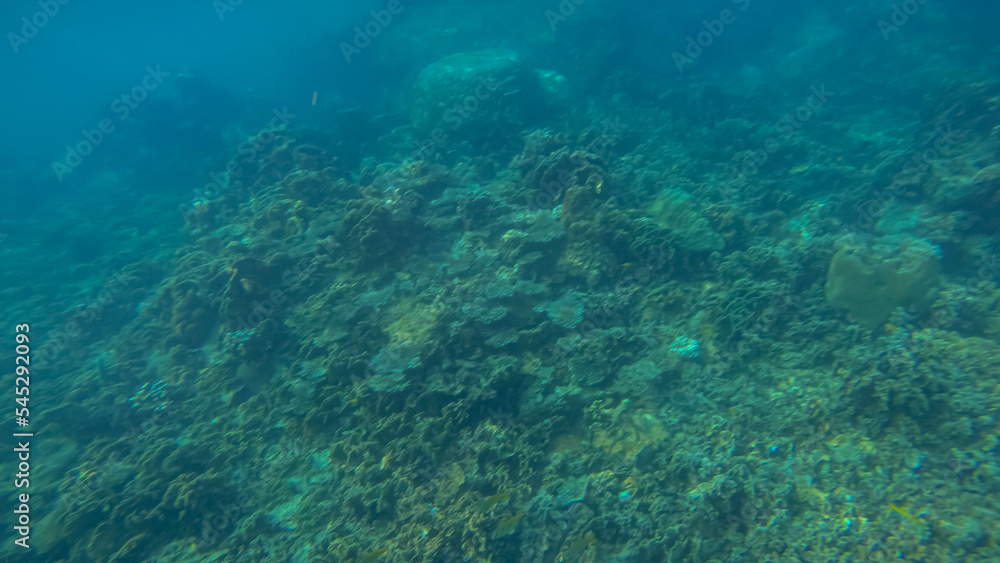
<box><xmin>3</xmin><ymin>1</ymin><xmax>1000</xmax><ymax>561</ymax></box>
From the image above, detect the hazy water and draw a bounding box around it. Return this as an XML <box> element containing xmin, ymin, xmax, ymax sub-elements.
<box><xmin>3</xmin><ymin>1</ymin><xmax>1000</xmax><ymax>561</ymax></box>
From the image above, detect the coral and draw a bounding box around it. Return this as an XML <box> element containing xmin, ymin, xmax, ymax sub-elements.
<box><xmin>368</xmin><ymin>342</ymin><xmax>422</xmax><ymax>392</ymax></box>
<box><xmin>517</xmin><ymin>145</ymin><xmax>606</xmax><ymax>211</ymax></box>
<box><xmin>483</xmin><ymin>274</ymin><xmax>518</xmax><ymax>299</ymax></box>
<box><xmin>486</xmin><ymin>331</ymin><xmax>520</xmax><ymax>347</ymax></box>
<box><xmin>554</xmin><ymin>477</ymin><xmax>589</xmax><ymax>506</ymax></box>
<box><xmin>556</xmin><ymin>241</ymin><xmax>618</xmax><ymax>287</ymax></box>
<box><xmin>825</xmin><ymin>236</ymin><xmax>942</xmax><ymax>328</ymax></box>
<box><xmin>524</xmin><ymin>209</ymin><xmax>566</xmax><ymax>243</ymax></box>
<box><xmin>340</xmin><ymin>190</ymin><xmax>424</xmax><ymax>269</ymax></box>
<box><xmin>375</xmin><ymin>159</ymin><xmax>453</xmax><ymax>199</ymax></box>
<box><xmin>646</xmin><ymin>187</ymin><xmax>724</xmax><ymax>252</ymax></box>
<box><xmin>535</xmin><ymin>292</ymin><xmax>585</xmax><ymax>329</ymax></box>
<box><xmin>612</xmin><ymin>359</ymin><xmax>663</xmax><ymax>396</ymax></box>
<box><xmin>169</xmin><ymin>282</ymin><xmax>213</xmax><ymax>346</ymax></box>
<box><xmin>566</xmin><ymin>357</ymin><xmax>609</xmax><ymax>386</ymax></box>
<box><xmin>462</xmin><ymin>300</ymin><xmax>510</xmax><ymax>324</ymax></box>
<box><xmin>386</xmin><ymin>299</ymin><xmax>443</xmax><ymax>349</ymax></box>
<box><xmin>220</xmin><ymin>257</ymin><xmax>278</xmax><ymax>326</ymax></box>
<box><xmin>496</xmin><ymin>207</ymin><xmax>567</xmax><ymax>270</ymax></box>
<box><xmin>409</xmin><ymin>49</ymin><xmax>544</xmax><ymax>147</ymax></box>
<box><xmin>840</xmin><ymin>327</ymin><xmax>1000</xmax><ymax>446</ymax></box>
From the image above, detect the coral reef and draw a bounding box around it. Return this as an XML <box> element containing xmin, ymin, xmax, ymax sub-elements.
<box><xmin>825</xmin><ymin>236</ymin><xmax>942</xmax><ymax>328</ymax></box>
<box><xmin>10</xmin><ymin>3</ymin><xmax>1000</xmax><ymax>562</ymax></box>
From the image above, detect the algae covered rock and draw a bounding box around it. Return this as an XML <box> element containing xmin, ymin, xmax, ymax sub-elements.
<box><xmin>824</xmin><ymin>236</ymin><xmax>942</xmax><ymax>328</ymax></box>
<box><xmin>646</xmin><ymin>187</ymin><xmax>724</xmax><ymax>252</ymax></box>
<box><xmin>410</xmin><ymin>49</ymin><xmax>544</xmax><ymax>145</ymax></box>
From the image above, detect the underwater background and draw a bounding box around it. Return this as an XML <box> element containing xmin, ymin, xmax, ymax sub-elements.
<box><xmin>2</xmin><ymin>0</ymin><xmax>1000</xmax><ymax>561</ymax></box>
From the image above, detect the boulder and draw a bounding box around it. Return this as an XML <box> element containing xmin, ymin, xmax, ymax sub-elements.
<box><xmin>410</xmin><ymin>49</ymin><xmax>544</xmax><ymax>146</ymax></box>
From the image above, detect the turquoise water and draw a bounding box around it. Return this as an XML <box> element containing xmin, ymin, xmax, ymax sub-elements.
<box><xmin>3</xmin><ymin>1</ymin><xmax>1000</xmax><ymax>561</ymax></box>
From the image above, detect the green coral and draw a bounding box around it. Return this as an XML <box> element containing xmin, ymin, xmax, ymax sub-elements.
<box><xmin>825</xmin><ymin>237</ymin><xmax>941</xmax><ymax>328</ymax></box>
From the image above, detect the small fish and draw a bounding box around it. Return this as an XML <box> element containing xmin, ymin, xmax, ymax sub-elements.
<box><xmin>480</xmin><ymin>491</ymin><xmax>510</xmax><ymax>513</ymax></box>
<box><xmin>360</xmin><ymin>547</ymin><xmax>387</xmax><ymax>562</ymax></box>
<box><xmin>493</xmin><ymin>512</ymin><xmax>523</xmax><ymax>538</ymax></box>
<box><xmin>560</xmin><ymin>531</ymin><xmax>596</xmax><ymax>561</ymax></box>
<box><xmin>888</xmin><ymin>504</ymin><xmax>920</xmax><ymax>524</ymax></box>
